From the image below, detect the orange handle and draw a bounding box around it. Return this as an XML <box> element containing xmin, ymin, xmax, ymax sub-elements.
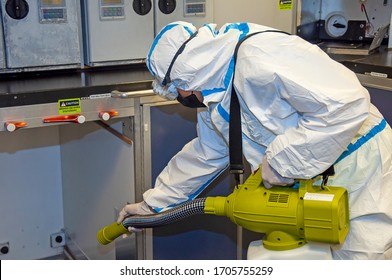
<box><xmin>99</xmin><ymin>111</ymin><xmax>119</xmax><ymax>121</ymax></box>
<box><xmin>43</xmin><ymin>114</ymin><xmax>86</xmax><ymax>124</ymax></box>
<box><xmin>4</xmin><ymin>121</ymin><xmax>28</xmax><ymax>132</ymax></box>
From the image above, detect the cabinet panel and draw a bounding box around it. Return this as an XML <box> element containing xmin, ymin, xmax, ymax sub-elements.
<box><xmin>0</xmin><ymin>126</ymin><xmax>64</xmax><ymax>260</ymax></box>
<box><xmin>0</xmin><ymin>0</ymin><xmax>81</xmax><ymax>69</ymax></box>
<box><xmin>60</xmin><ymin>119</ymin><xmax>135</xmax><ymax>260</ymax></box>
<box><xmin>142</xmin><ymin>102</ymin><xmax>238</xmax><ymax>260</ymax></box>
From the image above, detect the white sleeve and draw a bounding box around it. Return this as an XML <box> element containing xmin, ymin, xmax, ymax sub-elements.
<box><xmin>266</xmin><ymin>39</ymin><xmax>370</xmax><ymax>178</ymax></box>
<box><xmin>143</xmin><ymin>110</ymin><xmax>229</xmax><ymax>211</ymax></box>
<box><xmin>238</xmin><ymin>34</ymin><xmax>370</xmax><ymax>179</ymax></box>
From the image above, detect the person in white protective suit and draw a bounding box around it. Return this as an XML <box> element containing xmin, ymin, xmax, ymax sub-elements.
<box><xmin>117</xmin><ymin>21</ymin><xmax>392</xmax><ymax>260</ymax></box>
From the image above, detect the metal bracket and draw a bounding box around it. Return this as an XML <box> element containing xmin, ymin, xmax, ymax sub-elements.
<box><xmin>95</xmin><ymin>120</ymin><xmax>133</xmax><ymax>145</ymax></box>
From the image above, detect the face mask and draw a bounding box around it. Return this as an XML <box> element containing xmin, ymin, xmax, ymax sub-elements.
<box><xmin>177</xmin><ymin>93</ymin><xmax>206</xmax><ymax>108</ymax></box>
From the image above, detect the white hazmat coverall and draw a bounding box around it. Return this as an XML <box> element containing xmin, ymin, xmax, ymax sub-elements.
<box><xmin>142</xmin><ymin>21</ymin><xmax>392</xmax><ymax>259</ymax></box>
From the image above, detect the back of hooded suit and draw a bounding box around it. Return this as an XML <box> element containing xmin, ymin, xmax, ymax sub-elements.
<box><xmin>144</xmin><ymin>21</ymin><xmax>392</xmax><ymax>260</ymax></box>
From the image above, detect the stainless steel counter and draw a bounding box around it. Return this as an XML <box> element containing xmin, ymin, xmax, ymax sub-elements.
<box><xmin>356</xmin><ymin>73</ymin><xmax>392</xmax><ymax>91</ymax></box>
<box><xmin>0</xmin><ymin>66</ymin><xmax>154</xmax><ymax>131</ymax></box>
<box><xmin>326</xmin><ymin>46</ymin><xmax>392</xmax><ymax>90</ymax></box>
<box><xmin>0</xmin><ymin>66</ymin><xmax>154</xmax><ymax>107</ymax></box>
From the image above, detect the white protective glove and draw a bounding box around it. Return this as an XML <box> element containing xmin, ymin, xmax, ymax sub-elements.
<box><xmin>117</xmin><ymin>201</ymin><xmax>155</xmax><ymax>233</ymax></box>
<box><xmin>262</xmin><ymin>156</ymin><xmax>295</xmax><ymax>189</ymax></box>
<box><xmin>152</xmin><ymin>79</ymin><xmax>178</xmax><ymax>100</ymax></box>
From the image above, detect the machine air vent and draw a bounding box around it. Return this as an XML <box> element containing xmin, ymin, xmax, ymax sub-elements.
<box><xmin>268</xmin><ymin>193</ymin><xmax>289</xmax><ymax>204</ymax></box>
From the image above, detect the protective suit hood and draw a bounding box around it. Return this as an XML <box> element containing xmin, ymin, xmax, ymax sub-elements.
<box><xmin>146</xmin><ymin>21</ymin><xmax>197</xmax><ymax>100</ymax></box>
<box><xmin>146</xmin><ymin>22</ymin><xmax>265</xmax><ymax>105</ymax></box>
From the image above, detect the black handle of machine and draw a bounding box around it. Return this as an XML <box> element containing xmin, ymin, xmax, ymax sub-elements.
<box><xmin>333</xmin><ymin>22</ymin><xmax>347</xmax><ymax>29</ymax></box>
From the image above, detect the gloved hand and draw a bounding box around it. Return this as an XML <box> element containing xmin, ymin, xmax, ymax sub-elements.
<box><xmin>152</xmin><ymin>79</ymin><xmax>178</xmax><ymax>100</ymax></box>
<box><xmin>262</xmin><ymin>156</ymin><xmax>295</xmax><ymax>189</ymax></box>
<box><xmin>117</xmin><ymin>201</ymin><xmax>155</xmax><ymax>233</ymax></box>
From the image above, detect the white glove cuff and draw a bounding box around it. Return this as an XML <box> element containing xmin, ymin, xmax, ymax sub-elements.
<box><xmin>139</xmin><ymin>201</ymin><xmax>155</xmax><ymax>214</ymax></box>
<box><xmin>117</xmin><ymin>201</ymin><xmax>155</xmax><ymax>224</ymax></box>
<box><xmin>152</xmin><ymin>79</ymin><xmax>178</xmax><ymax>100</ymax></box>
<box><xmin>262</xmin><ymin>156</ymin><xmax>295</xmax><ymax>187</ymax></box>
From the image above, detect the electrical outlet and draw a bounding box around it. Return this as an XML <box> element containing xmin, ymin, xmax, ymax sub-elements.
<box><xmin>50</xmin><ymin>232</ymin><xmax>66</xmax><ymax>248</ymax></box>
<box><xmin>0</xmin><ymin>242</ymin><xmax>10</xmax><ymax>255</ymax></box>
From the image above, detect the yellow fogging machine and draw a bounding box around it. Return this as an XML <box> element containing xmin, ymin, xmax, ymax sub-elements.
<box><xmin>97</xmin><ymin>168</ymin><xmax>349</xmax><ymax>251</ymax></box>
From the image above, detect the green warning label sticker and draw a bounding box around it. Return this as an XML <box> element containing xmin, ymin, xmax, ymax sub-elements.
<box><xmin>58</xmin><ymin>98</ymin><xmax>81</xmax><ymax>114</ymax></box>
<box><xmin>279</xmin><ymin>0</ymin><xmax>293</xmax><ymax>10</ymax></box>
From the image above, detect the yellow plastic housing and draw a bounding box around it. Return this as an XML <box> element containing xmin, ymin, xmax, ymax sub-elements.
<box><xmin>300</xmin><ymin>180</ymin><xmax>349</xmax><ymax>244</ymax></box>
<box><xmin>204</xmin><ymin>169</ymin><xmax>349</xmax><ymax>250</ymax></box>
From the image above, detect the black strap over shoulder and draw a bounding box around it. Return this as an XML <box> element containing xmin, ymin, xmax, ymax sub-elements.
<box><xmin>229</xmin><ymin>30</ymin><xmax>291</xmax><ymax>183</ymax></box>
